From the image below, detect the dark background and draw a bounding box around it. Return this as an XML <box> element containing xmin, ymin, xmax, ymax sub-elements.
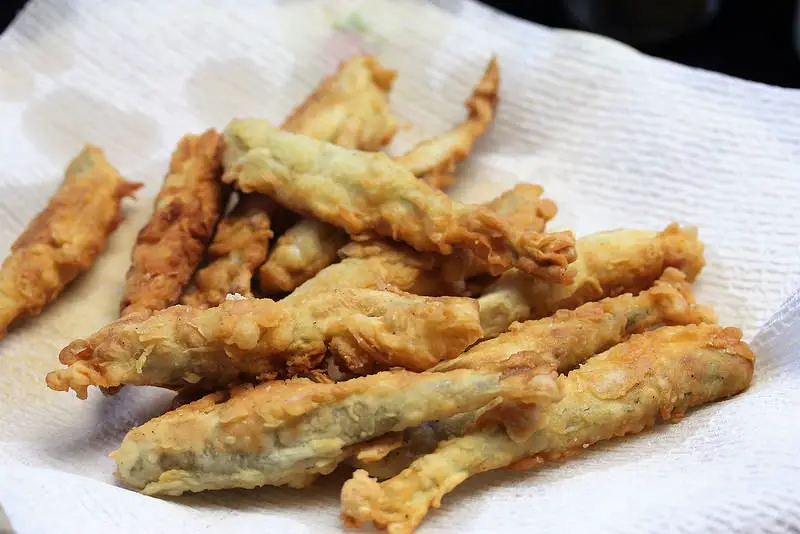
<box><xmin>2</xmin><ymin>0</ymin><xmax>800</xmax><ymax>88</ymax></box>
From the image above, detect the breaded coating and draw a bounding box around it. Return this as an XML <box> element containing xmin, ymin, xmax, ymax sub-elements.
<box><xmin>348</xmin><ymin>270</ymin><xmax>712</xmax><ymax>477</ymax></box>
<box><xmin>284</xmin><ymin>183</ymin><xmax>557</xmax><ymax>300</ymax></box>
<box><xmin>45</xmin><ymin>288</ymin><xmax>482</xmax><ymax>398</ymax></box>
<box><xmin>111</xmin><ymin>359</ymin><xmax>560</xmax><ymax>496</ymax></box>
<box><xmin>281</xmin><ymin>54</ymin><xmax>398</xmax><ymax>150</ymax></box>
<box><xmin>341</xmin><ymin>324</ymin><xmax>755</xmax><ymax>534</ymax></box>
<box><xmin>0</xmin><ymin>146</ymin><xmax>141</xmax><ymax>339</ymax></box>
<box><xmin>223</xmin><ymin>119</ymin><xmax>576</xmax><ymax>282</ymax></box>
<box><xmin>395</xmin><ymin>57</ymin><xmax>499</xmax><ymax>188</ymax></box>
<box><xmin>259</xmin><ymin>59</ymin><xmax>501</xmax><ymax>293</ymax></box>
<box><xmin>478</xmin><ymin>223</ymin><xmax>705</xmax><ymax>338</ymax></box>
<box><xmin>258</xmin><ymin>218</ymin><xmax>351</xmax><ymax>293</ymax></box>
<box><xmin>181</xmin><ymin>194</ymin><xmax>281</xmax><ymax>308</ymax></box>
<box><xmin>120</xmin><ymin>130</ymin><xmax>227</xmax><ymax>316</ymax></box>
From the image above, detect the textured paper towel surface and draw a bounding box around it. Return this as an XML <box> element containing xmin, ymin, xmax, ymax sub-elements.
<box><xmin>1</xmin><ymin>1</ymin><xmax>800</xmax><ymax>533</ymax></box>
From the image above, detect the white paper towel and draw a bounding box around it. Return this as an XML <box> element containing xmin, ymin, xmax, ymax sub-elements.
<box><xmin>1</xmin><ymin>1</ymin><xmax>799</xmax><ymax>533</ymax></box>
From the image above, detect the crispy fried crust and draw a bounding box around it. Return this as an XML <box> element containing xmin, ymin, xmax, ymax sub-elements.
<box><xmin>478</xmin><ymin>223</ymin><xmax>706</xmax><ymax>338</ymax></box>
<box><xmin>285</xmin><ymin>183</ymin><xmax>556</xmax><ymax>300</ymax></box>
<box><xmin>120</xmin><ymin>130</ymin><xmax>227</xmax><ymax>316</ymax></box>
<box><xmin>0</xmin><ymin>145</ymin><xmax>141</xmax><ymax>339</ymax></box>
<box><xmin>224</xmin><ymin>120</ymin><xmax>576</xmax><ymax>282</ymax></box>
<box><xmin>341</xmin><ymin>324</ymin><xmax>755</xmax><ymax>534</ymax></box>
<box><xmin>111</xmin><ymin>360</ymin><xmax>560</xmax><ymax>496</ymax></box>
<box><xmin>181</xmin><ymin>194</ymin><xmax>278</xmax><ymax>308</ymax></box>
<box><xmin>395</xmin><ymin>57</ymin><xmax>499</xmax><ymax>187</ymax></box>
<box><xmin>348</xmin><ymin>270</ymin><xmax>713</xmax><ymax>478</ymax></box>
<box><xmin>45</xmin><ymin>288</ymin><xmax>482</xmax><ymax>398</ymax></box>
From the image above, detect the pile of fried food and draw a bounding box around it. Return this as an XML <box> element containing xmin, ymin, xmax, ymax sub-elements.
<box><xmin>0</xmin><ymin>55</ymin><xmax>754</xmax><ymax>533</ymax></box>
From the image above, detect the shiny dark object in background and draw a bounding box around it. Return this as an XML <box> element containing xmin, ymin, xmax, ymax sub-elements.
<box><xmin>563</xmin><ymin>0</ymin><xmax>721</xmax><ymax>44</ymax></box>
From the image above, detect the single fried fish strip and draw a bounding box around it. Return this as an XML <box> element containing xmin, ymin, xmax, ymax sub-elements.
<box><xmin>181</xmin><ymin>194</ymin><xmax>287</xmax><ymax>308</ymax></box>
<box><xmin>257</xmin><ymin>54</ymin><xmax>399</xmax><ymax>294</ymax></box>
<box><xmin>0</xmin><ymin>146</ymin><xmax>141</xmax><ymax>339</ymax></box>
<box><xmin>120</xmin><ymin>130</ymin><xmax>227</xmax><ymax>316</ymax></box>
<box><xmin>285</xmin><ymin>183</ymin><xmax>556</xmax><ymax>302</ymax></box>
<box><xmin>349</xmin><ymin>269</ymin><xmax>712</xmax><ymax>477</ymax></box>
<box><xmin>341</xmin><ymin>324</ymin><xmax>755</xmax><ymax>534</ymax></box>
<box><xmin>45</xmin><ymin>288</ymin><xmax>482</xmax><ymax>398</ymax></box>
<box><xmin>111</xmin><ymin>356</ymin><xmax>560</xmax><ymax>496</ymax></box>
<box><xmin>395</xmin><ymin>57</ymin><xmax>499</xmax><ymax>189</ymax></box>
<box><xmin>478</xmin><ymin>223</ymin><xmax>705</xmax><ymax>338</ymax></box>
<box><xmin>224</xmin><ymin>120</ymin><xmax>576</xmax><ymax>283</ymax></box>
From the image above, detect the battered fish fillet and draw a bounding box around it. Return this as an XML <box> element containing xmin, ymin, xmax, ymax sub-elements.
<box><xmin>348</xmin><ymin>269</ymin><xmax>712</xmax><ymax>477</ymax></box>
<box><xmin>45</xmin><ymin>288</ymin><xmax>482</xmax><ymax>398</ymax></box>
<box><xmin>394</xmin><ymin>57</ymin><xmax>499</xmax><ymax>189</ymax></box>
<box><xmin>478</xmin><ymin>223</ymin><xmax>705</xmax><ymax>338</ymax></box>
<box><xmin>341</xmin><ymin>324</ymin><xmax>755</xmax><ymax>534</ymax></box>
<box><xmin>120</xmin><ymin>130</ymin><xmax>227</xmax><ymax>316</ymax></box>
<box><xmin>0</xmin><ymin>146</ymin><xmax>141</xmax><ymax>339</ymax></box>
<box><xmin>111</xmin><ymin>358</ymin><xmax>561</xmax><ymax>496</ymax></box>
<box><xmin>224</xmin><ymin>120</ymin><xmax>576</xmax><ymax>283</ymax></box>
<box><xmin>285</xmin><ymin>183</ymin><xmax>556</xmax><ymax>302</ymax></box>
<box><xmin>180</xmin><ymin>194</ymin><xmax>287</xmax><ymax>308</ymax></box>
<box><xmin>258</xmin><ymin>58</ymin><xmax>500</xmax><ymax>294</ymax></box>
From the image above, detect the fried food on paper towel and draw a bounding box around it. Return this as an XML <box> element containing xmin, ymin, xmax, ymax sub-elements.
<box><xmin>349</xmin><ymin>270</ymin><xmax>712</xmax><ymax>478</ymax></box>
<box><xmin>284</xmin><ymin>183</ymin><xmax>556</xmax><ymax>302</ymax></box>
<box><xmin>341</xmin><ymin>324</ymin><xmax>755</xmax><ymax>534</ymax></box>
<box><xmin>395</xmin><ymin>57</ymin><xmax>500</xmax><ymax>189</ymax></box>
<box><xmin>120</xmin><ymin>130</ymin><xmax>227</xmax><ymax>316</ymax></box>
<box><xmin>181</xmin><ymin>194</ymin><xmax>289</xmax><ymax>308</ymax></box>
<box><xmin>478</xmin><ymin>223</ymin><xmax>706</xmax><ymax>338</ymax></box>
<box><xmin>258</xmin><ymin>58</ymin><xmax>500</xmax><ymax>294</ymax></box>
<box><xmin>111</xmin><ymin>358</ymin><xmax>560</xmax><ymax>496</ymax></box>
<box><xmin>224</xmin><ymin>121</ymin><xmax>576</xmax><ymax>282</ymax></box>
<box><xmin>0</xmin><ymin>145</ymin><xmax>141</xmax><ymax>339</ymax></box>
<box><xmin>45</xmin><ymin>288</ymin><xmax>482</xmax><ymax>398</ymax></box>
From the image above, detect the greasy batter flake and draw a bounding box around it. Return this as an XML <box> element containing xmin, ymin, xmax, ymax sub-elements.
<box><xmin>341</xmin><ymin>324</ymin><xmax>755</xmax><ymax>534</ymax></box>
<box><xmin>0</xmin><ymin>145</ymin><xmax>141</xmax><ymax>339</ymax></box>
<box><xmin>46</xmin><ymin>288</ymin><xmax>482</xmax><ymax>398</ymax></box>
<box><xmin>120</xmin><ymin>129</ymin><xmax>227</xmax><ymax>316</ymax></box>
<box><xmin>223</xmin><ymin>119</ymin><xmax>576</xmax><ymax>282</ymax></box>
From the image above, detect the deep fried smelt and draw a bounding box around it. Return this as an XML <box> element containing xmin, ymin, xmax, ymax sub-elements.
<box><xmin>478</xmin><ymin>223</ymin><xmax>705</xmax><ymax>338</ymax></box>
<box><xmin>281</xmin><ymin>54</ymin><xmax>398</xmax><ymax>150</ymax></box>
<box><xmin>0</xmin><ymin>146</ymin><xmax>141</xmax><ymax>339</ymax></box>
<box><xmin>223</xmin><ymin>120</ymin><xmax>576</xmax><ymax>282</ymax></box>
<box><xmin>120</xmin><ymin>130</ymin><xmax>226</xmax><ymax>316</ymax></box>
<box><xmin>112</xmin><ymin>359</ymin><xmax>560</xmax><ymax>496</ymax></box>
<box><xmin>258</xmin><ymin>218</ymin><xmax>351</xmax><ymax>293</ymax></box>
<box><xmin>348</xmin><ymin>269</ymin><xmax>712</xmax><ymax>477</ymax></box>
<box><xmin>181</xmin><ymin>194</ymin><xmax>279</xmax><ymax>308</ymax></box>
<box><xmin>341</xmin><ymin>324</ymin><xmax>755</xmax><ymax>534</ymax></box>
<box><xmin>285</xmin><ymin>184</ymin><xmax>557</xmax><ymax>300</ymax></box>
<box><xmin>395</xmin><ymin>57</ymin><xmax>499</xmax><ymax>185</ymax></box>
<box><xmin>45</xmin><ymin>289</ymin><xmax>482</xmax><ymax>398</ymax></box>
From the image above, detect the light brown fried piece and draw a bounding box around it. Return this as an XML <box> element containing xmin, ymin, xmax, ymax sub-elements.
<box><xmin>111</xmin><ymin>359</ymin><xmax>560</xmax><ymax>496</ymax></box>
<box><xmin>284</xmin><ymin>183</ymin><xmax>557</xmax><ymax>301</ymax></box>
<box><xmin>223</xmin><ymin>119</ymin><xmax>576</xmax><ymax>282</ymax></box>
<box><xmin>478</xmin><ymin>223</ymin><xmax>706</xmax><ymax>338</ymax></box>
<box><xmin>348</xmin><ymin>269</ymin><xmax>712</xmax><ymax>477</ymax></box>
<box><xmin>0</xmin><ymin>145</ymin><xmax>141</xmax><ymax>339</ymax></box>
<box><xmin>395</xmin><ymin>57</ymin><xmax>499</xmax><ymax>188</ymax></box>
<box><xmin>120</xmin><ymin>130</ymin><xmax>227</xmax><ymax>316</ymax></box>
<box><xmin>181</xmin><ymin>194</ymin><xmax>283</xmax><ymax>308</ymax></box>
<box><xmin>258</xmin><ymin>58</ymin><xmax>501</xmax><ymax>293</ymax></box>
<box><xmin>341</xmin><ymin>324</ymin><xmax>755</xmax><ymax>534</ymax></box>
<box><xmin>45</xmin><ymin>288</ymin><xmax>482</xmax><ymax>398</ymax></box>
